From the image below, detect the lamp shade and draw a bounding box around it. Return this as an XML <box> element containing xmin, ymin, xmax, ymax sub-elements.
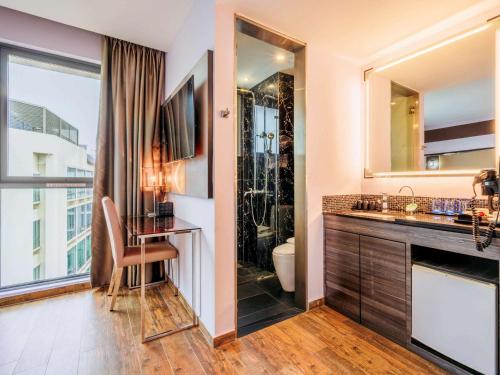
<box><xmin>142</xmin><ymin>165</ymin><xmax>169</xmax><ymax>189</ymax></box>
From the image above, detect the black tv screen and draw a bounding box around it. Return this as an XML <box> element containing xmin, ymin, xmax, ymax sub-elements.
<box><xmin>162</xmin><ymin>75</ymin><xmax>195</xmax><ymax>161</ymax></box>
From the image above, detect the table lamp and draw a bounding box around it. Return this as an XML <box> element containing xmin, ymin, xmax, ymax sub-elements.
<box><xmin>142</xmin><ymin>165</ymin><xmax>169</xmax><ymax>217</ymax></box>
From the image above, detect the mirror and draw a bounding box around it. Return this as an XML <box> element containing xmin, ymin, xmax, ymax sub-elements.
<box><xmin>366</xmin><ymin>24</ymin><xmax>496</xmax><ymax>175</ymax></box>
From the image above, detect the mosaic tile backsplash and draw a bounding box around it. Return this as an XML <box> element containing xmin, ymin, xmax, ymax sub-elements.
<box><xmin>322</xmin><ymin>194</ymin><xmax>489</xmax><ymax>213</ymax></box>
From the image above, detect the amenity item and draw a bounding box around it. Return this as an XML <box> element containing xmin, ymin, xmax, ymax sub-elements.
<box><xmin>272</xmin><ymin>242</ymin><xmax>295</xmax><ymax>292</ymax></box>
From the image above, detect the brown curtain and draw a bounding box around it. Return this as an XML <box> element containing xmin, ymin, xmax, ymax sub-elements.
<box><xmin>91</xmin><ymin>36</ymin><xmax>165</xmax><ymax>287</ymax></box>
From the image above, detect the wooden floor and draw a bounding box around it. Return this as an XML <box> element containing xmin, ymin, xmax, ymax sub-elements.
<box><xmin>0</xmin><ymin>285</ymin><xmax>447</xmax><ymax>375</ymax></box>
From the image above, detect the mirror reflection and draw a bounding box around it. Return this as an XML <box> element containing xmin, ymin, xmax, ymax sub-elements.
<box><xmin>367</xmin><ymin>25</ymin><xmax>496</xmax><ymax>174</ymax></box>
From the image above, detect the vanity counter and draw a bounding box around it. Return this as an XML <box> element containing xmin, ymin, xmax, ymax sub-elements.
<box><xmin>326</xmin><ymin>210</ymin><xmax>499</xmax><ymax>237</ymax></box>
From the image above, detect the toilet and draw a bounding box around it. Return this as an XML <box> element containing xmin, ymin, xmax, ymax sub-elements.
<box><xmin>272</xmin><ymin>237</ymin><xmax>295</xmax><ymax>292</ymax></box>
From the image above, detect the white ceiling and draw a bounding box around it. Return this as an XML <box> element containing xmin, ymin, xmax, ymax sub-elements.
<box><xmin>222</xmin><ymin>0</ymin><xmax>483</xmax><ymax>63</ymax></box>
<box><xmin>0</xmin><ymin>0</ymin><xmax>194</xmax><ymax>51</ymax></box>
<box><xmin>0</xmin><ymin>0</ymin><xmax>488</xmax><ymax>60</ymax></box>
<box><xmin>236</xmin><ymin>32</ymin><xmax>294</xmax><ymax>89</ymax></box>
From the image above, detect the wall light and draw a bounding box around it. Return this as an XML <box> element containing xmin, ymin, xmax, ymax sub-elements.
<box><xmin>374</xmin><ymin>24</ymin><xmax>490</xmax><ymax>73</ymax></box>
<box><xmin>370</xmin><ymin>170</ymin><xmax>481</xmax><ymax>178</ymax></box>
<box><xmin>275</xmin><ymin>53</ymin><xmax>285</xmax><ymax>62</ymax></box>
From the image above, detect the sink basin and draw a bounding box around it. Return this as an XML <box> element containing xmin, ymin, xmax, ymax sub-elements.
<box><xmin>347</xmin><ymin>211</ymin><xmax>395</xmax><ymax>220</ymax></box>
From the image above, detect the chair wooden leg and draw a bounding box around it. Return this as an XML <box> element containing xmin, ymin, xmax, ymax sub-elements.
<box><xmin>107</xmin><ymin>265</ymin><xmax>116</xmax><ymax>296</ymax></box>
<box><xmin>175</xmin><ymin>254</ymin><xmax>179</xmax><ymax>297</ymax></box>
<box><xmin>110</xmin><ymin>267</ymin><xmax>123</xmax><ymax>311</ymax></box>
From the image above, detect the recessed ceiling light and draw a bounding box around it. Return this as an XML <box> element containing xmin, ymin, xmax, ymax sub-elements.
<box><xmin>275</xmin><ymin>54</ymin><xmax>285</xmax><ymax>62</ymax></box>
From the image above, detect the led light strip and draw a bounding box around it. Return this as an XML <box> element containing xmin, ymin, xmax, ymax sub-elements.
<box><xmin>374</xmin><ymin>24</ymin><xmax>491</xmax><ymax>73</ymax></box>
<box><xmin>371</xmin><ymin>169</ymin><xmax>481</xmax><ymax>177</ymax></box>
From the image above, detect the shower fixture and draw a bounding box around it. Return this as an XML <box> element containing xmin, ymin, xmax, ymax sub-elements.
<box><xmin>238</xmin><ymin>88</ymin><xmax>278</xmax><ymax>228</ymax></box>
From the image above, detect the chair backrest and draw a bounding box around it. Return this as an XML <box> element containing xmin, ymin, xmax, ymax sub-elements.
<box><xmin>102</xmin><ymin>197</ymin><xmax>124</xmax><ymax>267</ymax></box>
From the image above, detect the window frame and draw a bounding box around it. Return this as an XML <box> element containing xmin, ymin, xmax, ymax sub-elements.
<box><xmin>0</xmin><ymin>43</ymin><xmax>100</xmax><ymax>188</ymax></box>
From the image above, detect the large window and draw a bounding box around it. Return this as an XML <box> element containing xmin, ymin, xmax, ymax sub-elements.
<box><xmin>0</xmin><ymin>45</ymin><xmax>99</xmax><ymax>288</ymax></box>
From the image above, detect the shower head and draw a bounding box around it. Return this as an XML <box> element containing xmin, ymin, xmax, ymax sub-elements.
<box><xmin>237</xmin><ymin>87</ymin><xmax>255</xmax><ymax>100</ymax></box>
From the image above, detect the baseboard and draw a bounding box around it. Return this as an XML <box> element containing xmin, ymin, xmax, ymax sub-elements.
<box><xmin>308</xmin><ymin>297</ymin><xmax>325</xmax><ymax>310</ymax></box>
<box><xmin>0</xmin><ymin>279</ymin><xmax>91</xmax><ymax>307</ymax></box>
<box><xmin>213</xmin><ymin>330</ymin><xmax>236</xmax><ymax>347</ymax></box>
<box><xmin>165</xmin><ymin>277</ymin><xmax>236</xmax><ymax>348</ymax></box>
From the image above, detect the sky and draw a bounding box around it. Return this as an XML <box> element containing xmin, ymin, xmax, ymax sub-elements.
<box><xmin>8</xmin><ymin>60</ymin><xmax>100</xmax><ymax>157</ymax></box>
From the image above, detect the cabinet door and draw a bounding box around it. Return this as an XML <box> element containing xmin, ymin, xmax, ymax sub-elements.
<box><xmin>360</xmin><ymin>235</ymin><xmax>406</xmax><ymax>344</ymax></box>
<box><xmin>324</xmin><ymin>229</ymin><xmax>360</xmax><ymax>321</ymax></box>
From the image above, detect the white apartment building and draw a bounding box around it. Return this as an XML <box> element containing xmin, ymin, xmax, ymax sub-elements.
<box><xmin>0</xmin><ymin>100</ymin><xmax>93</xmax><ymax>287</ymax></box>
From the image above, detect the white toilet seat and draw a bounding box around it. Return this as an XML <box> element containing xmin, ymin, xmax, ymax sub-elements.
<box><xmin>273</xmin><ymin>243</ymin><xmax>294</xmax><ymax>256</ymax></box>
<box><xmin>286</xmin><ymin>237</ymin><xmax>295</xmax><ymax>244</ymax></box>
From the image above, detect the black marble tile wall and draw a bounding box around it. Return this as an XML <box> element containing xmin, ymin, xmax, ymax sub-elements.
<box><xmin>237</xmin><ymin>72</ymin><xmax>295</xmax><ymax>272</ymax></box>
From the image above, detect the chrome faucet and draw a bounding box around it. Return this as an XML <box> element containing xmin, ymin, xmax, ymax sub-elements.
<box><xmin>398</xmin><ymin>185</ymin><xmax>417</xmax><ymax>214</ymax></box>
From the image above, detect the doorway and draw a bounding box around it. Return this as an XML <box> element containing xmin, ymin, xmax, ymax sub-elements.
<box><xmin>235</xmin><ymin>17</ymin><xmax>306</xmax><ymax>337</ymax></box>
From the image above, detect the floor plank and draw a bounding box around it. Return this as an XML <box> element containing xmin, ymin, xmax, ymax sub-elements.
<box><xmin>0</xmin><ymin>287</ymin><xmax>447</xmax><ymax>375</ymax></box>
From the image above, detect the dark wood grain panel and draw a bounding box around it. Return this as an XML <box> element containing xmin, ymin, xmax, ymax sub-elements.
<box><xmin>324</xmin><ymin>229</ymin><xmax>360</xmax><ymax>322</ymax></box>
<box><xmin>324</xmin><ymin>214</ymin><xmax>407</xmax><ymax>242</ymax></box>
<box><xmin>424</xmin><ymin>120</ymin><xmax>494</xmax><ymax>143</ymax></box>
<box><xmin>360</xmin><ymin>235</ymin><xmax>407</xmax><ymax>345</ymax></box>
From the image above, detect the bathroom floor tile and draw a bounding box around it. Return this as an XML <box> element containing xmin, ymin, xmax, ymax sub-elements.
<box><xmin>237</xmin><ymin>281</ymin><xmax>264</xmax><ymax>301</ymax></box>
<box><xmin>238</xmin><ymin>293</ymin><xmax>280</xmax><ymax>317</ymax></box>
<box><xmin>258</xmin><ymin>276</ymin><xmax>295</xmax><ymax>308</ymax></box>
<box><xmin>237</xmin><ymin>308</ymin><xmax>303</xmax><ymax>337</ymax></box>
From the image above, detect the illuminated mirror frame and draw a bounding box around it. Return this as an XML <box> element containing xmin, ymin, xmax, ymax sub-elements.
<box><xmin>364</xmin><ymin>17</ymin><xmax>499</xmax><ymax>178</ymax></box>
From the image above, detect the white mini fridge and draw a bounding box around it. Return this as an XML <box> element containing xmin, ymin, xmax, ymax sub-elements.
<box><xmin>412</xmin><ymin>264</ymin><xmax>497</xmax><ymax>375</ymax></box>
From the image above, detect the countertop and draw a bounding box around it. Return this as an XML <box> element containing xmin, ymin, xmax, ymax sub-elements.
<box><xmin>325</xmin><ymin>210</ymin><xmax>499</xmax><ymax>237</ymax></box>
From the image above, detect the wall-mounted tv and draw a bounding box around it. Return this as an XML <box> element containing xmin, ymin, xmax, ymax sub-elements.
<box><xmin>162</xmin><ymin>75</ymin><xmax>195</xmax><ymax>162</ymax></box>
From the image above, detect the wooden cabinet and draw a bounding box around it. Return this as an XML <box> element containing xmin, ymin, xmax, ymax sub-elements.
<box><xmin>360</xmin><ymin>236</ymin><xmax>406</xmax><ymax>345</ymax></box>
<box><xmin>323</xmin><ymin>224</ymin><xmax>407</xmax><ymax>344</ymax></box>
<box><xmin>324</xmin><ymin>229</ymin><xmax>360</xmax><ymax>321</ymax></box>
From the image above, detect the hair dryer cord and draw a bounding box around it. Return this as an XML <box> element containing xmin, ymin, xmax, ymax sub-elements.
<box><xmin>471</xmin><ymin>193</ymin><xmax>500</xmax><ymax>251</ymax></box>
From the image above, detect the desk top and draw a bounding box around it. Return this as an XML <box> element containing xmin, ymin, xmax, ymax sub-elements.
<box><xmin>124</xmin><ymin>215</ymin><xmax>200</xmax><ymax>237</ymax></box>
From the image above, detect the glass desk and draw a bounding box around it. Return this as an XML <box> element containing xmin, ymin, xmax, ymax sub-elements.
<box><xmin>123</xmin><ymin>215</ymin><xmax>201</xmax><ymax>343</ymax></box>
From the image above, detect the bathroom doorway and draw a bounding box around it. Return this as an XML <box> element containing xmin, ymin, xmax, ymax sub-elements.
<box><xmin>235</xmin><ymin>17</ymin><xmax>306</xmax><ymax>337</ymax></box>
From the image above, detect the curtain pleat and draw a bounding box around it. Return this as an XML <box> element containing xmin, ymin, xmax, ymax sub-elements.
<box><xmin>90</xmin><ymin>36</ymin><xmax>165</xmax><ymax>287</ymax></box>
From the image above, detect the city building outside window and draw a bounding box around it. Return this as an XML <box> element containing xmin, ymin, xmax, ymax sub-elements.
<box><xmin>0</xmin><ymin>45</ymin><xmax>99</xmax><ymax>289</ymax></box>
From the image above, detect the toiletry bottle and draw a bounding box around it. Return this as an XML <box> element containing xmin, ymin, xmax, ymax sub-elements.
<box><xmin>381</xmin><ymin>193</ymin><xmax>388</xmax><ymax>213</ymax></box>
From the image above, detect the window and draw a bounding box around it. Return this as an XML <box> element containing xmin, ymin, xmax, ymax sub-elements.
<box><xmin>32</xmin><ymin>188</ymin><xmax>40</xmax><ymax>203</ymax></box>
<box><xmin>32</xmin><ymin>219</ymin><xmax>40</xmax><ymax>250</ymax></box>
<box><xmin>0</xmin><ymin>46</ymin><xmax>99</xmax><ymax>289</ymax></box>
<box><xmin>85</xmin><ymin>236</ymin><xmax>91</xmax><ymax>260</ymax></box>
<box><xmin>77</xmin><ymin>205</ymin><xmax>85</xmax><ymax>234</ymax></box>
<box><xmin>77</xmin><ymin>169</ymin><xmax>86</xmax><ymax>197</ymax></box>
<box><xmin>33</xmin><ymin>265</ymin><xmax>40</xmax><ymax>281</ymax></box>
<box><xmin>67</xmin><ymin>246</ymin><xmax>76</xmax><ymax>275</ymax></box>
<box><xmin>67</xmin><ymin>208</ymin><xmax>76</xmax><ymax>241</ymax></box>
<box><xmin>67</xmin><ymin>168</ymin><xmax>76</xmax><ymax>200</ymax></box>
<box><xmin>77</xmin><ymin>240</ymin><xmax>85</xmax><ymax>270</ymax></box>
<box><xmin>86</xmin><ymin>203</ymin><xmax>92</xmax><ymax>229</ymax></box>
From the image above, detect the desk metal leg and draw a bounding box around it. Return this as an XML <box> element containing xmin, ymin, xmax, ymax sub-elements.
<box><xmin>140</xmin><ymin>230</ymin><xmax>201</xmax><ymax>343</ymax></box>
<box><xmin>140</xmin><ymin>237</ymin><xmax>146</xmax><ymax>343</ymax></box>
<box><xmin>192</xmin><ymin>229</ymin><xmax>199</xmax><ymax>326</ymax></box>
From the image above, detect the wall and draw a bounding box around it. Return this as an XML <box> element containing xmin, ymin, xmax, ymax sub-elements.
<box><xmin>214</xmin><ymin>3</ymin><xmax>363</xmax><ymax>336</ymax></box>
<box><xmin>0</xmin><ymin>6</ymin><xmax>100</xmax><ymax>63</ymax></box>
<box><xmin>165</xmin><ymin>0</ymin><xmax>217</xmax><ymax>335</ymax></box>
